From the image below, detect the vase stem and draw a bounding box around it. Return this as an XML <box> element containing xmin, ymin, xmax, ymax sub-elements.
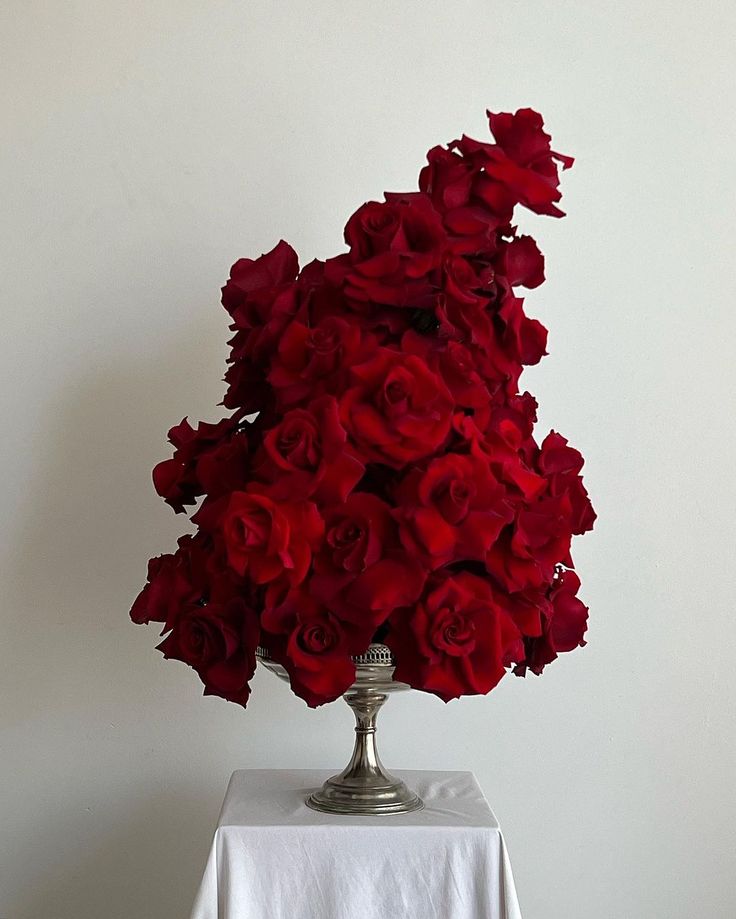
<box><xmin>343</xmin><ymin>689</ymin><xmax>388</xmax><ymax>780</ymax></box>
<box><xmin>305</xmin><ymin>686</ymin><xmax>423</xmax><ymax>816</ymax></box>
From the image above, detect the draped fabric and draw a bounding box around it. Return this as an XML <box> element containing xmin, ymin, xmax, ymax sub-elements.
<box><xmin>190</xmin><ymin>770</ymin><xmax>522</xmax><ymax>919</ymax></box>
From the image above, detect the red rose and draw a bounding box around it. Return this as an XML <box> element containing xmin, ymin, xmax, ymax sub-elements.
<box><xmin>261</xmin><ymin>591</ymin><xmax>360</xmax><ymax>707</ymax></box>
<box><xmin>254</xmin><ymin>395</ymin><xmax>364</xmax><ymax>504</ymax></box>
<box><xmin>340</xmin><ymin>349</ymin><xmax>454</xmax><ymax>468</ymax></box>
<box><xmin>419</xmin><ymin>146</ymin><xmax>508</xmax><ymax>248</ymax></box>
<box><xmin>344</xmin><ymin>193</ymin><xmax>446</xmax><ymax>277</ymax></box>
<box><xmin>221</xmin><ymin>242</ymin><xmax>301</xmax><ymax>410</ymax></box>
<box><xmin>402</xmin><ymin>331</ymin><xmax>493</xmax><ymax>424</ymax></box>
<box><xmin>496</xmin><ymin>293</ymin><xmax>548</xmax><ymax>366</ymax></box>
<box><xmin>453</xmin><ymin>415</ymin><xmax>547</xmax><ymax>502</ymax></box>
<box><xmin>486</xmin><ymin>108</ymin><xmax>574</xmax><ymax>217</ymax></box>
<box><xmin>451</xmin><ymin>110</ymin><xmax>573</xmax><ymax>220</ymax></box>
<box><xmin>387</xmin><ymin>572</ymin><xmax>522</xmax><ymax>701</ymax></box>
<box><xmin>268</xmin><ymin>316</ymin><xmax>370</xmax><ymax>408</ymax></box>
<box><xmin>157</xmin><ymin>596</ymin><xmax>259</xmax><ymax>707</ymax></box>
<box><xmin>394</xmin><ymin>453</ymin><xmax>513</xmax><ymax>569</ymax></box>
<box><xmin>221</xmin><ymin>239</ymin><xmax>299</xmax><ymax>330</ymax></box>
<box><xmin>130</xmin><ymin>534</ymin><xmax>217</xmax><ymax>629</ymax></box>
<box><xmin>152</xmin><ymin>415</ymin><xmax>248</xmax><ymax>513</ymax></box>
<box><xmin>221</xmin><ymin>491</ymin><xmax>323</xmax><ymax>586</ymax></box>
<box><xmin>434</xmin><ymin>255</ymin><xmax>496</xmax><ymax>350</ymax></box>
<box><xmin>514</xmin><ymin>568</ymin><xmax>588</xmax><ymax>675</ymax></box>
<box><xmin>311</xmin><ymin>492</ymin><xmax>426</xmax><ymax>628</ymax></box>
<box><xmin>485</xmin><ymin>493</ymin><xmax>574</xmax><ymax>592</ymax></box>
<box><xmin>536</xmin><ymin>431</ymin><xmax>596</xmax><ymax>534</ymax></box>
<box><xmin>496</xmin><ymin>235</ymin><xmax>545</xmax><ymax>290</ymax></box>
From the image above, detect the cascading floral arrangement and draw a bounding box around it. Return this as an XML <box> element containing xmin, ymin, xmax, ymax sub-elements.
<box><xmin>131</xmin><ymin>108</ymin><xmax>595</xmax><ymax>709</ymax></box>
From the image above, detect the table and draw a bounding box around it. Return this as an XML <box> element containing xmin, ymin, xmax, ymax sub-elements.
<box><xmin>189</xmin><ymin>769</ymin><xmax>522</xmax><ymax>919</ymax></box>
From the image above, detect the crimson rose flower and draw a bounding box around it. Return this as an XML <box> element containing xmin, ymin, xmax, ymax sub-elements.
<box><xmin>485</xmin><ymin>493</ymin><xmax>575</xmax><ymax>592</ymax></box>
<box><xmin>344</xmin><ymin>193</ymin><xmax>446</xmax><ymax>279</ymax></box>
<box><xmin>515</xmin><ymin>568</ymin><xmax>588</xmax><ymax>675</ymax></box>
<box><xmin>152</xmin><ymin>415</ymin><xmax>249</xmax><ymax>513</ymax></box>
<box><xmin>340</xmin><ymin>349</ymin><xmax>454</xmax><ymax>468</ymax></box>
<box><xmin>268</xmin><ymin>316</ymin><xmax>370</xmax><ymax>407</ymax></box>
<box><xmin>496</xmin><ymin>235</ymin><xmax>545</xmax><ymax>290</ymax></box>
<box><xmin>394</xmin><ymin>453</ymin><xmax>513</xmax><ymax>568</ymax></box>
<box><xmin>220</xmin><ymin>491</ymin><xmax>323</xmax><ymax>586</ymax></box>
<box><xmin>311</xmin><ymin>492</ymin><xmax>426</xmax><ymax>628</ymax></box>
<box><xmin>157</xmin><ymin>596</ymin><xmax>259</xmax><ymax>707</ymax></box>
<box><xmin>254</xmin><ymin>395</ymin><xmax>364</xmax><ymax>504</ymax></box>
<box><xmin>130</xmin><ymin>534</ymin><xmax>219</xmax><ymax>630</ymax></box>
<box><xmin>261</xmin><ymin>591</ymin><xmax>360</xmax><ymax>707</ymax></box>
<box><xmin>486</xmin><ymin>108</ymin><xmax>574</xmax><ymax>217</ymax></box>
<box><xmin>387</xmin><ymin>573</ymin><xmax>522</xmax><ymax>701</ymax></box>
<box><xmin>536</xmin><ymin>431</ymin><xmax>596</xmax><ymax>534</ymax></box>
<box><xmin>402</xmin><ymin>332</ymin><xmax>493</xmax><ymax>421</ymax></box>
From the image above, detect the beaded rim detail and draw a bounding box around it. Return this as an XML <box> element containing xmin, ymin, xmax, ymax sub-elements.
<box><xmin>256</xmin><ymin>642</ymin><xmax>395</xmax><ymax>667</ymax></box>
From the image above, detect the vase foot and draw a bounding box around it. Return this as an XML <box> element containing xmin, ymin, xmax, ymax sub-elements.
<box><xmin>306</xmin><ymin>773</ymin><xmax>423</xmax><ymax>816</ymax></box>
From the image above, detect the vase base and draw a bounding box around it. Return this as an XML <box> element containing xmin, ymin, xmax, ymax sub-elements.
<box><xmin>306</xmin><ymin>774</ymin><xmax>423</xmax><ymax>816</ymax></box>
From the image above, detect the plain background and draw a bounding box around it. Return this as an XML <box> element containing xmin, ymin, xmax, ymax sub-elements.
<box><xmin>1</xmin><ymin>2</ymin><xmax>735</xmax><ymax>917</ymax></box>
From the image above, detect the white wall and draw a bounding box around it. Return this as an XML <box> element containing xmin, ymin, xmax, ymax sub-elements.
<box><xmin>1</xmin><ymin>2</ymin><xmax>735</xmax><ymax>917</ymax></box>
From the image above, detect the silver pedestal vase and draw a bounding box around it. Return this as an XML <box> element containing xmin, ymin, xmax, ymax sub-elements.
<box><xmin>256</xmin><ymin>643</ymin><xmax>423</xmax><ymax>816</ymax></box>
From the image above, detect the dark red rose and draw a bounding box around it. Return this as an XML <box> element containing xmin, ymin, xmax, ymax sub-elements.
<box><xmin>387</xmin><ymin>572</ymin><xmax>522</xmax><ymax>701</ymax></box>
<box><xmin>418</xmin><ymin>146</ymin><xmax>508</xmax><ymax>248</ymax></box>
<box><xmin>536</xmin><ymin>431</ymin><xmax>596</xmax><ymax>534</ymax></box>
<box><xmin>344</xmin><ymin>193</ymin><xmax>446</xmax><ymax>277</ymax></box>
<box><xmin>402</xmin><ymin>332</ymin><xmax>493</xmax><ymax>421</ymax></box>
<box><xmin>453</xmin><ymin>415</ymin><xmax>546</xmax><ymax>502</ymax></box>
<box><xmin>222</xmin><ymin>343</ymin><xmax>273</xmax><ymax>413</ymax></box>
<box><xmin>394</xmin><ymin>453</ymin><xmax>513</xmax><ymax>569</ymax></box>
<box><xmin>221</xmin><ymin>239</ymin><xmax>298</xmax><ymax>323</ymax></box>
<box><xmin>487</xmin><ymin>108</ymin><xmax>574</xmax><ymax>217</ymax></box>
<box><xmin>152</xmin><ymin>415</ymin><xmax>248</xmax><ymax>513</ymax></box>
<box><xmin>340</xmin><ymin>252</ymin><xmax>435</xmax><ymax>313</ymax></box>
<box><xmin>261</xmin><ymin>590</ymin><xmax>361</xmax><ymax>707</ymax></box>
<box><xmin>514</xmin><ymin>568</ymin><xmax>588</xmax><ymax>675</ymax></box>
<box><xmin>222</xmin><ymin>241</ymin><xmax>301</xmax><ymax>380</ymax></box>
<box><xmin>130</xmin><ymin>534</ymin><xmax>218</xmax><ymax>630</ymax></box>
<box><xmin>451</xmin><ymin>110</ymin><xmax>573</xmax><ymax>219</ymax></box>
<box><xmin>340</xmin><ymin>349</ymin><xmax>454</xmax><ymax>468</ymax></box>
<box><xmin>311</xmin><ymin>493</ymin><xmax>426</xmax><ymax>628</ymax></box>
<box><xmin>254</xmin><ymin>395</ymin><xmax>364</xmax><ymax>503</ymax></box>
<box><xmin>157</xmin><ymin>595</ymin><xmax>259</xmax><ymax>707</ymax></box>
<box><xmin>497</xmin><ymin>293</ymin><xmax>548</xmax><ymax>366</ymax></box>
<box><xmin>496</xmin><ymin>235</ymin><xmax>545</xmax><ymax>289</ymax></box>
<box><xmin>485</xmin><ymin>493</ymin><xmax>575</xmax><ymax>592</ymax></box>
<box><xmin>268</xmin><ymin>316</ymin><xmax>370</xmax><ymax>408</ymax></box>
<box><xmin>221</xmin><ymin>491</ymin><xmax>323</xmax><ymax>586</ymax></box>
<box><xmin>434</xmin><ymin>255</ymin><xmax>496</xmax><ymax>350</ymax></box>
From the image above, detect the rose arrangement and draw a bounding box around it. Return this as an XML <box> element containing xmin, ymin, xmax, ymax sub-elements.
<box><xmin>131</xmin><ymin>108</ymin><xmax>595</xmax><ymax>709</ymax></box>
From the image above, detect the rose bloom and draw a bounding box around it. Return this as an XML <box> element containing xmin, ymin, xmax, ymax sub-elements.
<box><xmin>261</xmin><ymin>590</ymin><xmax>361</xmax><ymax>707</ymax></box>
<box><xmin>152</xmin><ymin>415</ymin><xmax>249</xmax><ymax>513</ymax></box>
<box><xmin>340</xmin><ymin>348</ymin><xmax>454</xmax><ymax>468</ymax></box>
<box><xmin>220</xmin><ymin>491</ymin><xmax>323</xmax><ymax>586</ymax></box>
<box><xmin>536</xmin><ymin>431</ymin><xmax>596</xmax><ymax>535</ymax></box>
<box><xmin>387</xmin><ymin>572</ymin><xmax>522</xmax><ymax>701</ymax></box>
<box><xmin>311</xmin><ymin>492</ymin><xmax>426</xmax><ymax>628</ymax></box>
<box><xmin>393</xmin><ymin>453</ymin><xmax>513</xmax><ymax>569</ymax></box>
<box><xmin>514</xmin><ymin>568</ymin><xmax>588</xmax><ymax>676</ymax></box>
<box><xmin>253</xmin><ymin>395</ymin><xmax>364</xmax><ymax>504</ymax></box>
<box><xmin>485</xmin><ymin>492</ymin><xmax>575</xmax><ymax>593</ymax></box>
<box><xmin>344</xmin><ymin>193</ymin><xmax>446</xmax><ymax>279</ymax></box>
<box><xmin>157</xmin><ymin>596</ymin><xmax>259</xmax><ymax>707</ymax></box>
<box><xmin>130</xmin><ymin>534</ymin><xmax>218</xmax><ymax>630</ymax></box>
<box><xmin>268</xmin><ymin>316</ymin><xmax>370</xmax><ymax>408</ymax></box>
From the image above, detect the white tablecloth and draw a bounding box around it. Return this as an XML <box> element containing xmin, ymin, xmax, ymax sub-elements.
<box><xmin>190</xmin><ymin>769</ymin><xmax>522</xmax><ymax>919</ymax></box>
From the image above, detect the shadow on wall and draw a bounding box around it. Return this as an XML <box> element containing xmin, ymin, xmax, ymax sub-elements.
<box><xmin>2</xmin><ymin>305</ymin><xmax>235</xmax><ymax>919</ymax></box>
